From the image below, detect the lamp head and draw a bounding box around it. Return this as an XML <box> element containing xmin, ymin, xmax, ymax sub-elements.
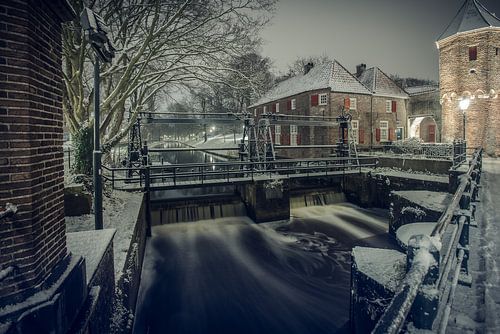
<box><xmin>459</xmin><ymin>98</ymin><xmax>470</xmax><ymax>111</ymax></box>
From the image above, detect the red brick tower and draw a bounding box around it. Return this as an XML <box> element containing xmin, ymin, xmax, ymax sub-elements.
<box><xmin>437</xmin><ymin>0</ymin><xmax>500</xmax><ymax>156</ymax></box>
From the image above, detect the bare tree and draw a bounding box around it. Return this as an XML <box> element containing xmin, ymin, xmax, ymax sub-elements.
<box><xmin>275</xmin><ymin>55</ymin><xmax>333</xmax><ymax>83</ymax></box>
<box><xmin>62</xmin><ymin>0</ymin><xmax>276</xmax><ymax>172</ymax></box>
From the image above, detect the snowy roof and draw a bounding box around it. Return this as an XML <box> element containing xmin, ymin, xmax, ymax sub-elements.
<box><xmin>438</xmin><ymin>0</ymin><xmax>500</xmax><ymax>41</ymax></box>
<box><xmin>357</xmin><ymin>67</ymin><xmax>409</xmax><ymax>99</ymax></box>
<box><xmin>249</xmin><ymin>60</ymin><xmax>371</xmax><ymax>108</ymax></box>
<box><xmin>405</xmin><ymin>85</ymin><xmax>439</xmax><ymax>96</ymax></box>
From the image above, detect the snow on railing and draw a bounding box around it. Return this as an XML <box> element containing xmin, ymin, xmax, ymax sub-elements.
<box><xmin>372</xmin><ymin>147</ymin><xmax>483</xmax><ymax>334</ymax></box>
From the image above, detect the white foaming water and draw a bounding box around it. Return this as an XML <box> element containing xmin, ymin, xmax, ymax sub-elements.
<box><xmin>134</xmin><ymin>203</ymin><xmax>392</xmax><ymax>334</ymax></box>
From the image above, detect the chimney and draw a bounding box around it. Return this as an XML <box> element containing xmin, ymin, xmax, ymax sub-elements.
<box><xmin>356</xmin><ymin>63</ymin><xmax>366</xmax><ymax>77</ymax></box>
<box><xmin>304</xmin><ymin>62</ymin><xmax>314</xmax><ymax>75</ymax></box>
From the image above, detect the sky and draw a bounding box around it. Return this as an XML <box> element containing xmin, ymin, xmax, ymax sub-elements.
<box><xmin>259</xmin><ymin>0</ymin><xmax>500</xmax><ymax>81</ymax></box>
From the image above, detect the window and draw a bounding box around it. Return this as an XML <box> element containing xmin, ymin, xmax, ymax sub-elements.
<box><xmin>274</xmin><ymin>125</ymin><xmax>281</xmax><ymax>145</ymax></box>
<box><xmin>290</xmin><ymin>125</ymin><xmax>298</xmax><ymax>145</ymax></box>
<box><xmin>263</xmin><ymin>105</ymin><xmax>267</xmax><ymax>114</ymax></box>
<box><xmin>469</xmin><ymin>46</ymin><xmax>477</xmax><ymax>61</ymax></box>
<box><xmin>385</xmin><ymin>100</ymin><xmax>392</xmax><ymax>113</ymax></box>
<box><xmin>496</xmin><ymin>47</ymin><xmax>499</xmax><ymax>56</ymax></box>
<box><xmin>349</xmin><ymin>97</ymin><xmax>357</xmax><ymax>110</ymax></box>
<box><xmin>291</xmin><ymin>98</ymin><xmax>296</xmax><ymax>110</ymax></box>
<box><xmin>254</xmin><ymin>108</ymin><xmax>257</xmax><ymax>117</ymax></box>
<box><xmin>351</xmin><ymin>120</ymin><xmax>359</xmax><ymax>144</ymax></box>
<box><xmin>275</xmin><ymin>102</ymin><xmax>280</xmax><ymax>113</ymax></box>
<box><xmin>380</xmin><ymin>121</ymin><xmax>389</xmax><ymax>141</ymax></box>
<box><xmin>319</xmin><ymin>93</ymin><xmax>328</xmax><ymax>105</ymax></box>
<box><xmin>396</xmin><ymin>127</ymin><xmax>404</xmax><ymax>140</ymax></box>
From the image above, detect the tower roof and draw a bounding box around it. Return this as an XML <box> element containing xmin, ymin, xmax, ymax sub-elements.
<box><xmin>438</xmin><ymin>0</ymin><xmax>500</xmax><ymax>41</ymax></box>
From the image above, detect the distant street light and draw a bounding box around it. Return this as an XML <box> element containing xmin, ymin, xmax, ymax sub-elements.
<box><xmin>81</xmin><ymin>8</ymin><xmax>115</xmax><ymax>230</ymax></box>
<box><xmin>459</xmin><ymin>98</ymin><xmax>470</xmax><ymax>141</ymax></box>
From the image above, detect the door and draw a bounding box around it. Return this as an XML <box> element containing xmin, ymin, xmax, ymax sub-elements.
<box><xmin>428</xmin><ymin>124</ymin><xmax>435</xmax><ymax>143</ymax></box>
<box><xmin>290</xmin><ymin>125</ymin><xmax>298</xmax><ymax>146</ymax></box>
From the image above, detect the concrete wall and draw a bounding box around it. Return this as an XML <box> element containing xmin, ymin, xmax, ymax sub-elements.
<box><xmin>374</xmin><ymin>156</ymin><xmax>452</xmax><ymax>174</ymax></box>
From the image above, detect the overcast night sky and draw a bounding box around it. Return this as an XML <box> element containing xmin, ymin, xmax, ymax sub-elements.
<box><xmin>260</xmin><ymin>0</ymin><xmax>500</xmax><ymax>81</ymax></box>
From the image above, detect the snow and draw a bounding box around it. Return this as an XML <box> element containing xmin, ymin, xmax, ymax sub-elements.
<box><xmin>0</xmin><ymin>255</ymin><xmax>81</xmax><ymax>317</ymax></box>
<box><xmin>369</xmin><ymin>168</ymin><xmax>449</xmax><ymax>184</ymax></box>
<box><xmin>352</xmin><ymin>246</ymin><xmax>407</xmax><ymax>292</ymax></box>
<box><xmin>66</xmin><ymin>229</ymin><xmax>116</xmax><ymax>284</ymax></box>
<box><xmin>357</xmin><ymin>67</ymin><xmax>409</xmax><ymax>99</ymax></box>
<box><xmin>0</xmin><ymin>267</ymin><xmax>14</xmax><ymax>282</ymax></box>
<box><xmin>396</xmin><ymin>222</ymin><xmax>437</xmax><ymax>247</ymax></box>
<box><xmin>249</xmin><ymin>60</ymin><xmax>371</xmax><ymax>108</ymax></box>
<box><xmin>65</xmin><ymin>190</ymin><xmax>143</xmax><ymax>282</ymax></box>
<box><xmin>405</xmin><ymin>85</ymin><xmax>439</xmax><ymax>96</ymax></box>
<box><xmin>393</xmin><ymin>190</ymin><xmax>452</xmax><ymax>213</ymax></box>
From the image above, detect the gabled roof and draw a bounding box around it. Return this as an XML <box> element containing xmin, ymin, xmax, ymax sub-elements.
<box><xmin>357</xmin><ymin>67</ymin><xmax>409</xmax><ymax>99</ymax></box>
<box><xmin>438</xmin><ymin>0</ymin><xmax>500</xmax><ymax>41</ymax></box>
<box><xmin>405</xmin><ymin>85</ymin><xmax>439</xmax><ymax>96</ymax></box>
<box><xmin>249</xmin><ymin>60</ymin><xmax>371</xmax><ymax>108</ymax></box>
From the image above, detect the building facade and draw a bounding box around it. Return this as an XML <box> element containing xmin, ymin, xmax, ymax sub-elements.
<box><xmin>437</xmin><ymin>0</ymin><xmax>500</xmax><ymax>155</ymax></box>
<box><xmin>249</xmin><ymin>61</ymin><xmax>408</xmax><ymax>158</ymax></box>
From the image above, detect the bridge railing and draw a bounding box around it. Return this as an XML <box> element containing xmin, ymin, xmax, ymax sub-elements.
<box><xmin>371</xmin><ymin>147</ymin><xmax>483</xmax><ymax>334</ymax></box>
<box><xmin>101</xmin><ymin>156</ymin><xmax>378</xmax><ymax>191</ymax></box>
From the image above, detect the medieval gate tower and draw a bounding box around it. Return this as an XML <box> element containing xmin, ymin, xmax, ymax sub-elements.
<box><xmin>437</xmin><ymin>0</ymin><xmax>500</xmax><ymax>156</ymax></box>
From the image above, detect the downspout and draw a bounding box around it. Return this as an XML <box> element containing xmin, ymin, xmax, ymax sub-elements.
<box><xmin>370</xmin><ymin>95</ymin><xmax>373</xmax><ymax>150</ymax></box>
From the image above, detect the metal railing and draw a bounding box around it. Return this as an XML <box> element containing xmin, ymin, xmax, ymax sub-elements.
<box><xmin>101</xmin><ymin>156</ymin><xmax>378</xmax><ymax>191</ymax></box>
<box><xmin>372</xmin><ymin>147</ymin><xmax>483</xmax><ymax>334</ymax></box>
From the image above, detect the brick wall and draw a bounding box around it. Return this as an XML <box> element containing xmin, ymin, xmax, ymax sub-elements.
<box><xmin>0</xmin><ymin>0</ymin><xmax>68</xmax><ymax>306</ymax></box>
<box><xmin>438</xmin><ymin>29</ymin><xmax>500</xmax><ymax>155</ymax></box>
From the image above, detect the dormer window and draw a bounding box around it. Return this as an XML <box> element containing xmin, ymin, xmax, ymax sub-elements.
<box><xmin>469</xmin><ymin>46</ymin><xmax>477</xmax><ymax>61</ymax></box>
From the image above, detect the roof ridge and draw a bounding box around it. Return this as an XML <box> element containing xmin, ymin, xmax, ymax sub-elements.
<box><xmin>475</xmin><ymin>0</ymin><xmax>500</xmax><ymax>24</ymax></box>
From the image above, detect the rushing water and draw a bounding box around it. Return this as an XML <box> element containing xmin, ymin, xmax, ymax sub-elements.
<box><xmin>133</xmin><ymin>203</ymin><xmax>396</xmax><ymax>334</ymax></box>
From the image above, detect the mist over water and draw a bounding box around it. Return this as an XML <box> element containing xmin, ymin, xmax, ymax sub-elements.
<box><xmin>133</xmin><ymin>203</ymin><xmax>395</xmax><ymax>334</ymax></box>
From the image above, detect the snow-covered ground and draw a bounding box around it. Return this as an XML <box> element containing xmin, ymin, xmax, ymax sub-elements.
<box><xmin>448</xmin><ymin>158</ymin><xmax>500</xmax><ymax>333</ymax></box>
<box><xmin>65</xmin><ymin>190</ymin><xmax>143</xmax><ymax>282</ymax></box>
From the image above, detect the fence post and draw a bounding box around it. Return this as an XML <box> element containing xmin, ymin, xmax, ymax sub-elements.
<box><xmin>407</xmin><ymin>234</ymin><xmax>440</xmax><ymax>330</ymax></box>
<box><xmin>144</xmin><ymin>166</ymin><xmax>152</xmax><ymax>237</ymax></box>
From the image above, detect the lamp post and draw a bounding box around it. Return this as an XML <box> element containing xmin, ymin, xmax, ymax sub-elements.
<box><xmin>459</xmin><ymin>98</ymin><xmax>470</xmax><ymax>142</ymax></box>
<box><xmin>81</xmin><ymin>8</ymin><xmax>115</xmax><ymax>230</ymax></box>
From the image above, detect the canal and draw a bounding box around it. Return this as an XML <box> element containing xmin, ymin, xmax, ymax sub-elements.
<box><xmin>133</xmin><ymin>144</ymin><xmax>396</xmax><ymax>334</ymax></box>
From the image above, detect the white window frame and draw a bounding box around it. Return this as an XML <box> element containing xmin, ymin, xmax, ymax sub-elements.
<box><xmin>263</xmin><ymin>105</ymin><xmax>267</xmax><ymax>113</ymax></box>
<box><xmin>274</xmin><ymin>125</ymin><xmax>281</xmax><ymax>145</ymax></box>
<box><xmin>291</xmin><ymin>98</ymin><xmax>296</xmax><ymax>110</ymax></box>
<box><xmin>351</xmin><ymin>120</ymin><xmax>359</xmax><ymax>144</ymax></box>
<box><xmin>319</xmin><ymin>93</ymin><xmax>328</xmax><ymax>106</ymax></box>
<box><xmin>385</xmin><ymin>100</ymin><xmax>392</xmax><ymax>113</ymax></box>
<box><xmin>380</xmin><ymin>121</ymin><xmax>389</xmax><ymax>141</ymax></box>
<box><xmin>290</xmin><ymin>124</ymin><xmax>298</xmax><ymax>146</ymax></box>
<box><xmin>349</xmin><ymin>97</ymin><xmax>357</xmax><ymax>110</ymax></box>
<box><xmin>275</xmin><ymin>102</ymin><xmax>280</xmax><ymax>113</ymax></box>
<box><xmin>254</xmin><ymin>108</ymin><xmax>257</xmax><ymax>117</ymax></box>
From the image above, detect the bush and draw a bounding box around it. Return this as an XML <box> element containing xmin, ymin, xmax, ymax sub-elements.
<box><xmin>72</xmin><ymin>127</ymin><xmax>93</xmax><ymax>175</ymax></box>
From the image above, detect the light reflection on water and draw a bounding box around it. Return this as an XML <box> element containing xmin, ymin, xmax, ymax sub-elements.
<box><xmin>133</xmin><ymin>203</ymin><xmax>395</xmax><ymax>334</ymax></box>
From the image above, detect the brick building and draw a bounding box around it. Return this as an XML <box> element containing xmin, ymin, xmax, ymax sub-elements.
<box><xmin>437</xmin><ymin>0</ymin><xmax>500</xmax><ymax>155</ymax></box>
<box><xmin>249</xmin><ymin>60</ymin><xmax>408</xmax><ymax>158</ymax></box>
<box><xmin>356</xmin><ymin>65</ymin><xmax>409</xmax><ymax>145</ymax></box>
<box><xmin>406</xmin><ymin>85</ymin><xmax>441</xmax><ymax>142</ymax></box>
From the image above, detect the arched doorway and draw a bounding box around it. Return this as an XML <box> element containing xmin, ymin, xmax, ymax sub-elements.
<box><xmin>409</xmin><ymin>116</ymin><xmax>439</xmax><ymax>143</ymax></box>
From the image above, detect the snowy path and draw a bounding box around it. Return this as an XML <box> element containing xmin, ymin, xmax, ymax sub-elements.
<box><xmin>448</xmin><ymin>158</ymin><xmax>500</xmax><ymax>333</ymax></box>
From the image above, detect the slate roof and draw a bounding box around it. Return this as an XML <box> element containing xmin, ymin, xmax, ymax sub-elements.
<box><xmin>249</xmin><ymin>60</ymin><xmax>371</xmax><ymax>108</ymax></box>
<box><xmin>438</xmin><ymin>0</ymin><xmax>500</xmax><ymax>41</ymax></box>
<box><xmin>357</xmin><ymin>67</ymin><xmax>409</xmax><ymax>99</ymax></box>
<box><xmin>405</xmin><ymin>85</ymin><xmax>439</xmax><ymax>96</ymax></box>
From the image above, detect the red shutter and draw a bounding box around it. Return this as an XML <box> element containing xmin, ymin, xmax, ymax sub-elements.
<box><xmin>469</xmin><ymin>46</ymin><xmax>477</xmax><ymax>61</ymax></box>
<box><xmin>287</xmin><ymin>100</ymin><xmax>291</xmax><ymax>110</ymax></box>
<box><xmin>391</xmin><ymin>101</ymin><xmax>397</xmax><ymax>113</ymax></box>
<box><xmin>311</xmin><ymin>94</ymin><xmax>319</xmax><ymax>106</ymax></box>
<box><xmin>272</xmin><ymin>104</ymin><xmax>276</xmax><ymax>113</ymax></box>
<box><xmin>375</xmin><ymin>128</ymin><xmax>381</xmax><ymax>142</ymax></box>
<box><xmin>359</xmin><ymin>129</ymin><xmax>365</xmax><ymax>144</ymax></box>
<box><xmin>297</xmin><ymin>133</ymin><xmax>301</xmax><ymax>145</ymax></box>
<box><xmin>344</xmin><ymin>98</ymin><xmax>350</xmax><ymax>109</ymax></box>
<box><xmin>389</xmin><ymin>128</ymin><xmax>394</xmax><ymax>141</ymax></box>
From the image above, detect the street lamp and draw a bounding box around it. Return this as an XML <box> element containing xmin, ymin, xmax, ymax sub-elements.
<box><xmin>81</xmin><ymin>8</ymin><xmax>115</xmax><ymax>230</ymax></box>
<box><xmin>459</xmin><ymin>98</ymin><xmax>470</xmax><ymax>142</ymax></box>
